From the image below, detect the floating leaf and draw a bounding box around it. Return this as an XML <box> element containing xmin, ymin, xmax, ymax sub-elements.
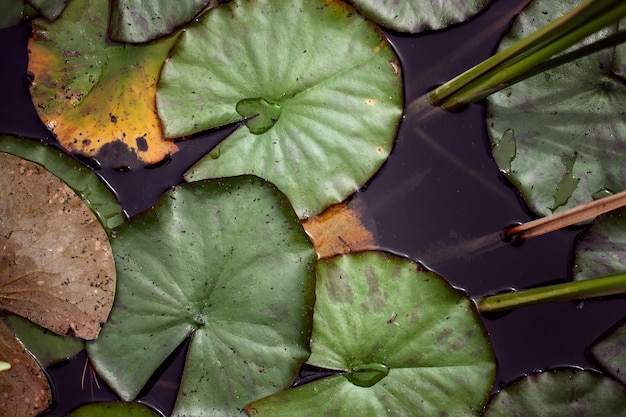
<box><xmin>486</xmin><ymin>0</ymin><xmax>626</xmax><ymax>218</ymax></box>
<box><xmin>349</xmin><ymin>0</ymin><xmax>490</xmax><ymax>33</ymax></box>
<box><xmin>301</xmin><ymin>199</ymin><xmax>377</xmax><ymax>259</ymax></box>
<box><xmin>0</xmin><ymin>0</ymin><xmax>34</xmax><ymax>28</ymax></box>
<box><xmin>590</xmin><ymin>318</ymin><xmax>626</xmax><ymax>386</ymax></box>
<box><xmin>483</xmin><ymin>368</ymin><xmax>626</xmax><ymax>416</ymax></box>
<box><xmin>0</xmin><ymin>136</ymin><xmax>124</xmax><ymax>233</ymax></box>
<box><xmin>572</xmin><ymin>207</ymin><xmax>626</xmax><ymax>281</ymax></box>
<box><xmin>28</xmin><ymin>0</ymin><xmax>69</xmax><ymax>21</ymax></box>
<box><xmin>109</xmin><ymin>0</ymin><xmax>216</xmax><ymax>43</ymax></box>
<box><xmin>3</xmin><ymin>313</ymin><xmax>83</xmax><ymax>367</ymax></box>
<box><xmin>66</xmin><ymin>401</ymin><xmax>162</xmax><ymax>417</ymax></box>
<box><xmin>28</xmin><ymin>0</ymin><xmax>179</xmax><ymax>169</ymax></box>
<box><xmin>0</xmin><ymin>153</ymin><xmax>115</xmax><ymax>339</ymax></box>
<box><xmin>87</xmin><ymin>176</ymin><xmax>316</xmax><ymax>416</ymax></box>
<box><xmin>246</xmin><ymin>251</ymin><xmax>495</xmax><ymax>417</ymax></box>
<box><xmin>0</xmin><ymin>319</ymin><xmax>52</xmax><ymax>417</ymax></box>
<box><xmin>158</xmin><ymin>0</ymin><xmax>403</xmax><ymax>218</ymax></box>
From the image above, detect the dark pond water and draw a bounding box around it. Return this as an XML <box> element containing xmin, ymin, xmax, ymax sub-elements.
<box><xmin>2</xmin><ymin>0</ymin><xmax>626</xmax><ymax>415</ymax></box>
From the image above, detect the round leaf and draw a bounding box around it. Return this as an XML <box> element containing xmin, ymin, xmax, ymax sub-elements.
<box><xmin>28</xmin><ymin>0</ymin><xmax>69</xmax><ymax>21</ymax></box>
<box><xmin>157</xmin><ymin>0</ymin><xmax>403</xmax><ymax>218</ymax></box>
<box><xmin>87</xmin><ymin>176</ymin><xmax>316</xmax><ymax>417</ymax></box>
<box><xmin>28</xmin><ymin>0</ymin><xmax>179</xmax><ymax>169</ymax></box>
<box><xmin>0</xmin><ymin>319</ymin><xmax>52</xmax><ymax>417</ymax></box>
<box><xmin>484</xmin><ymin>368</ymin><xmax>626</xmax><ymax>416</ymax></box>
<box><xmin>0</xmin><ymin>153</ymin><xmax>115</xmax><ymax>339</ymax></box>
<box><xmin>590</xmin><ymin>318</ymin><xmax>626</xmax><ymax>387</ymax></box>
<box><xmin>247</xmin><ymin>252</ymin><xmax>495</xmax><ymax>417</ymax></box>
<box><xmin>66</xmin><ymin>402</ymin><xmax>162</xmax><ymax>417</ymax></box>
<box><xmin>486</xmin><ymin>0</ymin><xmax>626</xmax><ymax>218</ymax></box>
<box><xmin>109</xmin><ymin>0</ymin><xmax>216</xmax><ymax>43</ymax></box>
<box><xmin>572</xmin><ymin>208</ymin><xmax>626</xmax><ymax>281</ymax></box>
<box><xmin>349</xmin><ymin>0</ymin><xmax>490</xmax><ymax>33</ymax></box>
<box><xmin>0</xmin><ymin>136</ymin><xmax>125</xmax><ymax>233</ymax></box>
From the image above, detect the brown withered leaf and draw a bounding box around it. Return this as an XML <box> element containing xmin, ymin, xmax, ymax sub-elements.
<box><xmin>302</xmin><ymin>198</ymin><xmax>377</xmax><ymax>259</ymax></box>
<box><xmin>0</xmin><ymin>153</ymin><xmax>115</xmax><ymax>339</ymax></box>
<box><xmin>0</xmin><ymin>319</ymin><xmax>52</xmax><ymax>417</ymax></box>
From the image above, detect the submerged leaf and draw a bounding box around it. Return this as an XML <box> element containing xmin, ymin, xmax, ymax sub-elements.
<box><xmin>66</xmin><ymin>401</ymin><xmax>162</xmax><ymax>417</ymax></box>
<box><xmin>87</xmin><ymin>176</ymin><xmax>316</xmax><ymax>416</ymax></box>
<box><xmin>0</xmin><ymin>319</ymin><xmax>52</xmax><ymax>417</ymax></box>
<box><xmin>28</xmin><ymin>0</ymin><xmax>179</xmax><ymax>169</ymax></box>
<box><xmin>0</xmin><ymin>153</ymin><xmax>115</xmax><ymax>339</ymax></box>
<box><xmin>158</xmin><ymin>0</ymin><xmax>403</xmax><ymax>218</ymax></box>
<box><xmin>486</xmin><ymin>0</ymin><xmax>626</xmax><ymax>218</ymax></box>
<box><xmin>484</xmin><ymin>368</ymin><xmax>626</xmax><ymax>416</ymax></box>
<box><xmin>247</xmin><ymin>251</ymin><xmax>495</xmax><ymax>417</ymax></box>
<box><xmin>349</xmin><ymin>0</ymin><xmax>490</xmax><ymax>33</ymax></box>
<box><xmin>109</xmin><ymin>0</ymin><xmax>216</xmax><ymax>43</ymax></box>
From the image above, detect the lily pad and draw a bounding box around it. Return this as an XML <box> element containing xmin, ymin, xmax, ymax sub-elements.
<box><xmin>349</xmin><ymin>0</ymin><xmax>490</xmax><ymax>33</ymax></box>
<box><xmin>66</xmin><ymin>401</ymin><xmax>162</xmax><ymax>417</ymax></box>
<box><xmin>109</xmin><ymin>0</ymin><xmax>216</xmax><ymax>43</ymax></box>
<box><xmin>0</xmin><ymin>136</ymin><xmax>125</xmax><ymax>233</ymax></box>
<box><xmin>483</xmin><ymin>368</ymin><xmax>626</xmax><ymax>416</ymax></box>
<box><xmin>572</xmin><ymin>208</ymin><xmax>626</xmax><ymax>281</ymax></box>
<box><xmin>0</xmin><ymin>153</ymin><xmax>115</xmax><ymax>339</ymax></box>
<box><xmin>0</xmin><ymin>0</ymin><xmax>35</xmax><ymax>27</ymax></box>
<box><xmin>28</xmin><ymin>0</ymin><xmax>179</xmax><ymax>169</ymax></box>
<box><xmin>246</xmin><ymin>251</ymin><xmax>495</xmax><ymax>417</ymax></box>
<box><xmin>87</xmin><ymin>176</ymin><xmax>317</xmax><ymax>416</ymax></box>
<box><xmin>3</xmin><ymin>313</ymin><xmax>83</xmax><ymax>367</ymax></box>
<box><xmin>28</xmin><ymin>0</ymin><xmax>69</xmax><ymax>21</ymax></box>
<box><xmin>0</xmin><ymin>319</ymin><xmax>52</xmax><ymax>417</ymax></box>
<box><xmin>486</xmin><ymin>0</ymin><xmax>626</xmax><ymax>218</ymax></box>
<box><xmin>157</xmin><ymin>0</ymin><xmax>403</xmax><ymax>218</ymax></box>
<box><xmin>590</xmin><ymin>318</ymin><xmax>626</xmax><ymax>386</ymax></box>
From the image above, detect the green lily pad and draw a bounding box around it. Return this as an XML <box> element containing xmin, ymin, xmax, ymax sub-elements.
<box><xmin>109</xmin><ymin>0</ymin><xmax>216</xmax><ymax>43</ymax></box>
<box><xmin>0</xmin><ymin>0</ymin><xmax>35</xmax><ymax>27</ymax></box>
<box><xmin>28</xmin><ymin>0</ymin><xmax>69</xmax><ymax>21</ymax></box>
<box><xmin>486</xmin><ymin>0</ymin><xmax>626</xmax><ymax>218</ymax></box>
<box><xmin>349</xmin><ymin>0</ymin><xmax>490</xmax><ymax>33</ymax></box>
<box><xmin>87</xmin><ymin>176</ymin><xmax>317</xmax><ymax>416</ymax></box>
<box><xmin>157</xmin><ymin>0</ymin><xmax>403</xmax><ymax>218</ymax></box>
<box><xmin>3</xmin><ymin>313</ymin><xmax>83</xmax><ymax>367</ymax></box>
<box><xmin>572</xmin><ymin>208</ymin><xmax>626</xmax><ymax>281</ymax></box>
<box><xmin>246</xmin><ymin>251</ymin><xmax>495</xmax><ymax>417</ymax></box>
<box><xmin>28</xmin><ymin>0</ymin><xmax>179</xmax><ymax>169</ymax></box>
<box><xmin>0</xmin><ymin>136</ymin><xmax>124</xmax><ymax>233</ymax></box>
<box><xmin>66</xmin><ymin>401</ymin><xmax>161</xmax><ymax>417</ymax></box>
<box><xmin>483</xmin><ymin>368</ymin><xmax>626</xmax><ymax>416</ymax></box>
<box><xmin>590</xmin><ymin>318</ymin><xmax>626</xmax><ymax>386</ymax></box>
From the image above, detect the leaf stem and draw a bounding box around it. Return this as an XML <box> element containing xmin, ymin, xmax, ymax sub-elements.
<box><xmin>476</xmin><ymin>272</ymin><xmax>626</xmax><ymax>313</ymax></box>
<box><xmin>503</xmin><ymin>189</ymin><xmax>626</xmax><ymax>241</ymax></box>
<box><xmin>428</xmin><ymin>0</ymin><xmax>626</xmax><ymax>110</ymax></box>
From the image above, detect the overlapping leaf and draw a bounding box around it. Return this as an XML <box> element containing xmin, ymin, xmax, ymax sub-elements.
<box><xmin>486</xmin><ymin>0</ymin><xmax>626</xmax><ymax>218</ymax></box>
<box><xmin>0</xmin><ymin>319</ymin><xmax>51</xmax><ymax>417</ymax></box>
<box><xmin>0</xmin><ymin>153</ymin><xmax>115</xmax><ymax>339</ymax></box>
<box><xmin>590</xmin><ymin>318</ymin><xmax>626</xmax><ymax>387</ymax></box>
<box><xmin>157</xmin><ymin>0</ymin><xmax>403</xmax><ymax>218</ymax></box>
<box><xmin>66</xmin><ymin>402</ymin><xmax>162</xmax><ymax>417</ymax></box>
<box><xmin>246</xmin><ymin>251</ymin><xmax>495</xmax><ymax>417</ymax></box>
<box><xmin>109</xmin><ymin>0</ymin><xmax>216</xmax><ymax>43</ymax></box>
<box><xmin>87</xmin><ymin>176</ymin><xmax>317</xmax><ymax>416</ymax></box>
<box><xmin>28</xmin><ymin>0</ymin><xmax>179</xmax><ymax>169</ymax></box>
<box><xmin>349</xmin><ymin>0</ymin><xmax>490</xmax><ymax>33</ymax></box>
<box><xmin>484</xmin><ymin>368</ymin><xmax>626</xmax><ymax>416</ymax></box>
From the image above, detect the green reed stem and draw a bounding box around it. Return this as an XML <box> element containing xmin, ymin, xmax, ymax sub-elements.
<box><xmin>476</xmin><ymin>272</ymin><xmax>626</xmax><ymax>313</ymax></box>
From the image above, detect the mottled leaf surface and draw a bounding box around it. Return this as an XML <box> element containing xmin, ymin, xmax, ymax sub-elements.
<box><xmin>28</xmin><ymin>0</ymin><xmax>68</xmax><ymax>21</ymax></box>
<box><xmin>109</xmin><ymin>0</ymin><xmax>216</xmax><ymax>43</ymax></box>
<box><xmin>590</xmin><ymin>318</ymin><xmax>626</xmax><ymax>386</ymax></box>
<box><xmin>484</xmin><ymin>368</ymin><xmax>626</xmax><ymax>416</ymax></box>
<box><xmin>0</xmin><ymin>136</ymin><xmax>124</xmax><ymax>233</ymax></box>
<box><xmin>158</xmin><ymin>0</ymin><xmax>403</xmax><ymax>218</ymax></box>
<box><xmin>87</xmin><ymin>176</ymin><xmax>316</xmax><ymax>417</ymax></box>
<box><xmin>66</xmin><ymin>401</ymin><xmax>162</xmax><ymax>417</ymax></box>
<box><xmin>28</xmin><ymin>0</ymin><xmax>179</xmax><ymax>169</ymax></box>
<box><xmin>0</xmin><ymin>319</ymin><xmax>51</xmax><ymax>417</ymax></box>
<box><xmin>247</xmin><ymin>252</ymin><xmax>495</xmax><ymax>417</ymax></box>
<box><xmin>0</xmin><ymin>153</ymin><xmax>115</xmax><ymax>339</ymax></box>
<box><xmin>486</xmin><ymin>0</ymin><xmax>626</xmax><ymax>218</ymax></box>
<box><xmin>349</xmin><ymin>0</ymin><xmax>490</xmax><ymax>33</ymax></box>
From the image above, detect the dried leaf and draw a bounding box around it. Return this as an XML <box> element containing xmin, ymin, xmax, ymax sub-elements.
<box><xmin>0</xmin><ymin>319</ymin><xmax>51</xmax><ymax>417</ymax></box>
<box><xmin>0</xmin><ymin>153</ymin><xmax>115</xmax><ymax>339</ymax></box>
